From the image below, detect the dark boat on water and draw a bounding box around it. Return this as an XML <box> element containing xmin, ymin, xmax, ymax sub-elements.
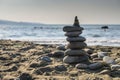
<box><xmin>101</xmin><ymin>26</ymin><xmax>109</xmax><ymax>31</ymax></box>
<box><xmin>101</xmin><ymin>26</ymin><xmax>109</xmax><ymax>29</ymax></box>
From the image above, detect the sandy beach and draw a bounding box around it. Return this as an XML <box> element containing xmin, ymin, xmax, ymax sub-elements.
<box><xmin>0</xmin><ymin>0</ymin><xmax>120</xmax><ymax>80</ymax></box>
<box><xmin>0</xmin><ymin>40</ymin><xmax>119</xmax><ymax>80</ymax></box>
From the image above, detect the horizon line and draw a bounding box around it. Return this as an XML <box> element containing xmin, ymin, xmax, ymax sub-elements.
<box><xmin>0</xmin><ymin>19</ymin><xmax>120</xmax><ymax>25</ymax></box>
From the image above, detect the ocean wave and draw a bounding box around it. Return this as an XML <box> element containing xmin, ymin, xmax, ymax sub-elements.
<box><xmin>0</xmin><ymin>24</ymin><xmax>120</xmax><ymax>46</ymax></box>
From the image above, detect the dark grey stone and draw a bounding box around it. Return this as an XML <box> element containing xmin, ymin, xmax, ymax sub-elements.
<box><xmin>66</xmin><ymin>42</ymin><xmax>87</xmax><ymax>49</ymax></box>
<box><xmin>19</xmin><ymin>73</ymin><xmax>32</xmax><ymax>80</ymax></box>
<box><xmin>56</xmin><ymin>45</ymin><xmax>66</xmax><ymax>50</ymax></box>
<box><xmin>66</xmin><ymin>36</ymin><xmax>86</xmax><ymax>42</ymax></box>
<box><xmin>34</xmin><ymin>67</ymin><xmax>53</xmax><ymax>75</ymax></box>
<box><xmin>40</xmin><ymin>56</ymin><xmax>52</xmax><ymax>62</ymax></box>
<box><xmin>64</xmin><ymin>49</ymin><xmax>86</xmax><ymax>56</ymax></box>
<box><xmin>51</xmin><ymin>51</ymin><xmax>64</xmax><ymax>57</ymax></box>
<box><xmin>55</xmin><ymin>65</ymin><xmax>67</xmax><ymax>71</ymax></box>
<box><xmin>63</xmin><ymin>55</ymin><xmax>89</xmax><ymax>64</ymax></box>
<box><xmin>85</xmin><ymin>49</ymin><xmax>94</xmax><ymax>54</ymax></box>
<box><xmin>76</xmin><ymin>63</ymin><xmax>88</xmax><ymax>69</ymax></box>
<box><xmin>63</xmin><ymin>26</ymin><xmax>83</xmax><ymax>32</ymax></box>
<box><xmin>88</xmin><ymin>62</ymin><xmax>103</xmax><ymax>70</ymax></box>
<box><xmin>65</xmin><ymin>31</ymin><xmax>82</xmax><ymax>37</ymax></box>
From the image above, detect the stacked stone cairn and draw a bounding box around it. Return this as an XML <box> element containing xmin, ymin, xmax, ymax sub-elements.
<box><xmin>63</xmin><ymin>16</ymin><xmax>89</xmax><ymax>64</ymax></box>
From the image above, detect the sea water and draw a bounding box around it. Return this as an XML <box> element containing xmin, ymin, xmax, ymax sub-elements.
<box><xmin>0</xmin><ymin>24</ymin><xmax>120</xmax><ymax>46</ymax></box>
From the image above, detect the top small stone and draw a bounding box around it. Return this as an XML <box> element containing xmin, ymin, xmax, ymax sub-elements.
<box><xmin>73</xmin><ymin>16</ymin><xmax>80</xmax><ymax>27</ymax></box>
<box><xmin>63</xmin><ymin>16</ymin><xmax>83</xmax><ymax>32</ymax></box>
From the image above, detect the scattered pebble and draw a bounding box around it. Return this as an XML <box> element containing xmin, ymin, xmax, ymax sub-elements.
<box><xmin>111</xmin><ymin>64</ymin><xmax>120</xmax><ymax>70</ymax></box>
<box><xmin>88</xmin><ymin>62</ymin><xmax>103</xmax><ymax>70</ymax></box>
<box><xmin>19</xmin><ymin>73</ymin><xmax>32</xmax><ymax>80</ymax></box>
<box><xmin>56</xmin><ymin>45</ymin><xmax>65</xmax><ymax>50</ymax></box>
<box><xmin>51</xmin><ymin>50</ymin><xmax>64</xmax><ymax>57</ymax></box>
<box><xmin>103</xmin><ymin>56</ymin><xmax>115</xmax><ymax>64</ymax></box>
<box><xmin>110</xmin><ymin>70</ymin><xmax>120</xmax><ymax>77</ymax></box>
<box><xmin>98</xmin><ymin>52</ymin><xmax>108</xmax><ymax>58</ymax></box>
<box><xmin>29</xmin><ymin>62</ymin><xmax>41</xmax><ymax>68</ymax></box>
<box><xmin>0</xmin><ymin>40</ymin><xmax>120</xmax><ymax>80</ymax></box>
<box><xmin>85</xmin><ymin>49</ymin><xmax>93</xmax><ymax>54</ymax></box>
<box><xmin>34</xmin><ymin>67</ymin><xmax>53</xmax><ymax>75</ymax></box>
<box><xmin>76</xmin><ymin>63</ymin><xmax>88</xmax><ymax>69</ymax></box>
<box><xmin>55</xmin><ymin>65</ymin><xmax>67</xmax><ymax>71</ymax></box>
<box><xmin>40</xmin><ymin>56</ymin><xmax>52</xmax><ymax>62</ymax></box>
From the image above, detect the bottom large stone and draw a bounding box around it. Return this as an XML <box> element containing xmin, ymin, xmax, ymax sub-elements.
<box><xmin>63</xmin><ymin>55</ymin><xmax>89</xmax><ymax>64</ymax></box>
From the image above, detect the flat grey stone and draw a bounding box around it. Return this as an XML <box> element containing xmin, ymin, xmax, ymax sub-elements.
<box><xmin>63</xmin><ymin>26</ymin><xmax>83</xmax><ymax>32</ymax></box>
<box><xmin>66</xmin><ymin>42</ymin><xmax>87</xmax><ymax>49</ymax></box>
<box><xmin>51</xmin><ymin>50</ymin><xmax>64</xmax><ymax>57</ymax></box>
<box><xmin>65</xmin><ymin>31</ymin><xmax>82</xmax><ymax>37</ymax></box>
<box><xmin>64</xmin><ymin>49</ymin><xmax>86</xmax><ymax>56</ymax></box>
<box><xmin>88</xmin><ymin>62</ymin><xmax>103</xmax><ymax>70</ymax></box>
<box><xmin>76</xmin><ymin>63</ymin><xmax>88</xmax><ymax>69</ymax></box>
<box><xmin>103</xmin><ymin>56</ymin><xmax>115</xmax><ymax>64</ymax></box>
<box><xmin>56</xmin><ymin>45</ymin><xmax>66</xmax><ymax>50</ymax></box>
<box><xmin>40</xmin><ymin>56</ymin><xmax>52</xmax><ymax>62</ymax></box>
<box><xmin>66</xmin><ymin>36</ymin><xmax>86</xmax><ymax>42</ymax></box>
<box><xmin>63</xmin><ymin>55</ymin><xmax>89</xmax><ymax>64</ymax></box>
<box><xmin>55</xmin><ymin>65</ymin><xmax>67</xmax><ymax>71</ymax></box>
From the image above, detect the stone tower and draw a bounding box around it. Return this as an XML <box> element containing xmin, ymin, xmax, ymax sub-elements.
<box><xmin>63</xmin><ymin>16</ymin><xmax>89</xmax><ymax>64</ymax></box>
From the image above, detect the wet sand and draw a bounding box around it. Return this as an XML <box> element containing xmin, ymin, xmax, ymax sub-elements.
<box><xmin>0</xmin><ymin>40</ymin><xmax>120</xmax><ymax>80</ymax></box>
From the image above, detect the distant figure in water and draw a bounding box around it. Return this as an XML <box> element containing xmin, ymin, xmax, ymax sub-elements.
<box><xmin>101</xmin><ymin>26</ymin><xmax>109</xmax><ymax>31</ymax></box>
<box><xmin>73</xmin><ymin>16</ymin><xmax>80</xmax><ymax>27</ymax></box>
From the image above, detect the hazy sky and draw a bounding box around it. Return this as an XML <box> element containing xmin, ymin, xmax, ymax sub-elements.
<box><xmin>0</xmin><ymin>0</ymin><xmax>120</xmax><ymax>24</ymax></box>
